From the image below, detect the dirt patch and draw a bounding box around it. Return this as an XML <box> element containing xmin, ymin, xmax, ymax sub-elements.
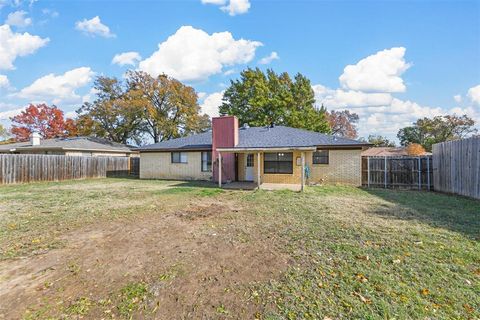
<box><xmin>0</xmin><ymin>198</ymin><xmax>289</xmax><ymax>319</ymax></box>
<box><xmin>174</xmin><ymin>203</ymin><xmax>241</xmax><ymax>220</ymax></box>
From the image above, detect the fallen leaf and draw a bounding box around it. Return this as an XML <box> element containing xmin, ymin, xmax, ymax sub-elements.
<box><xmin>420</xmin><ymin>288</ymin><xmax>430</xmax><ymax>295</ymax></box>
<box><xmin>356</xmin><ymin>273</ymin><xmax>368</xmax><ymax>283</ymax></box>
<box><xmin>353</xmin><ymin>292</ymin><xmax>371</xmax><ymax>304</ymax></box>
<box><xmin>463</xmin><ymin>303</ymin><xmax>474</xmax><ymax>313</ymax></box>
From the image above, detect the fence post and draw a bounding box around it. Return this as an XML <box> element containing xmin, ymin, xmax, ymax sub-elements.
<box><xmin>367</xmin><ymin>157</ymin><xmax>370</xmax><ymax>188</ymax></box>
<box><xmin>426</xmin><ymin>157</ymin><xmax>430</xmax><ymax>191</ymax></box>
<box><xmin>418</xmin><ymin>157</ymin><xmax>421</xmax><ymax>190</ymax></box>
<box><xmin>384</xmin><ymin>156</ymin><xmax>387</xmax><ymax>189</ymax></box>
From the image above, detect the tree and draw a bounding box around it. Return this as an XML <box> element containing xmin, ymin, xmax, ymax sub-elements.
<box><xmin>126</xmin><ymin>71</ymin><xmax>210</xmax><ymax>143</ymax></box>
<box><xmin>397</xmin><ymin>114</ymin><xmax>477</xmax><ymax>151</ymax></box>
<box><xmin>406</xmin><ymin>143</ymin><xmax>426</xmax><ymax>156</ymax></box>
<box><xmin>10</xmin><ymin>104</ymin><xmax>77</xmax><ymax>142</ymax></box>
<box><xmin>77</xmin><ymin>76</ymin><xmax>144</xmax><ymax>144</ymax></box>
<box><xmin>366</xmin><ymin>135</ymin><xmax>396</xmax><ymax>147</ymax></box>
<box><xmin>219</xmin><ymin>68</ymin><xmax>331</xmax><ymax>133</ymax></box>
<box><xmin>327</xmin><ymin>109</ymin><xmax>359</xmax><ymax>138</ymax></box>
<box><xmin>0</xmin><ymin>123</ymin><xmax>8</xmax><ymax>141</ymax></box>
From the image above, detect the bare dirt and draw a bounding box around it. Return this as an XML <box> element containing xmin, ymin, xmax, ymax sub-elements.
<box><xmin>0</xmin><ymin>198</ymin><xmax>290</xmax><ymax>319</ymax></box>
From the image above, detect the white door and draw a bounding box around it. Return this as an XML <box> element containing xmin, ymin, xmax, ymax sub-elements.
<box><xmin>245</xmin><ymin>154</ymin><xmax>254</xmax><ymax>181</ymax></box>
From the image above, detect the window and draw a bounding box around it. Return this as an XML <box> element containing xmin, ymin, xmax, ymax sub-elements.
<box><xmin>264</xmin><ymin>152</ymin><xmax>293</xmax><ymax>174</ymax></box>
<box><xmin>201</xmin><ymin>151</ymin><xmax>212</xmax><ymax>172</ymax></box>
<box><xmin>171</xmin><ymin>152</ymin><xmax>188</xmax><ymax>163</ymax></box>
<box><xmin>312</xmin><ymin>150</ymin><xmax>329</xmax><ymax>164</ymax></box>
<box><xmin>246</xmin><ymin>154</ymin><xmax>254</xmax><ymax>167</ymax></box>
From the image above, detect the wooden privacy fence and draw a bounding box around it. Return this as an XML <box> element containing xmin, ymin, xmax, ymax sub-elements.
<box><xmin>0</xmin><ymin>154</ymin><xmax>132</xmax><ymax>185</ymax></box>
<box><xmin>433</xmin><ymin>137</ymin><xmax>480</xmax><ymax>199</ymax></box>
<box><xmin>362</xmin><ymin>156</ymin><xmax>433</xmax><ymax>190</ymax></box>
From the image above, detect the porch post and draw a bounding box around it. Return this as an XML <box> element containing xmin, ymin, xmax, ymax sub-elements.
<box><xmin>218</xmin><ymin>152</ymin><xmax>222</xmax><ymax>188</ymax></box>
<box><xmin>257</xmin><ymin>152</ymin><xmax>261</xmax><ymax>189</ymax></box>
<box><xmin>301</xmin><ymin>151</ymin><xmax>305</xmax><ymax>192</ymax></box>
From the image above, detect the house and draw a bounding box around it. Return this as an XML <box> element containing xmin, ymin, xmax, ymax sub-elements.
<box><xmin>139</xmin><ymin>116</ymin><xmax>370</xmax><ymax>189</ymax></box>
<box><xmin>361</xmin><ymin>147</ymin><xmax>431</xmax><ymax>157</ymax></box>
<box><xmin>0</xmin><ymin>133</ymin><xmax>137</xmax><ymax>157</ymax></box>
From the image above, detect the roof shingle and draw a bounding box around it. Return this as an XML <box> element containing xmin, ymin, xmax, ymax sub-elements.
<box><xmin>139</xmin><ymin>126</ymin><xmax>368</xmax><ymax>151</ymax></box>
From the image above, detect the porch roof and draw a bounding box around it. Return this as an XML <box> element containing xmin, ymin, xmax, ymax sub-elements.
<box><xmin>216</xmin><ymin>146</ymin><xmax>316</xmax><ymax>153</ymax></box>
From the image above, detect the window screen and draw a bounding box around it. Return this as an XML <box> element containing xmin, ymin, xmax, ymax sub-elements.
<box><xmin>263</xmin><ymin>152</ymin><xmax>293</xmax><ymax>174</ymax></box>
<box><xmin>312</xmin><ymin>150</ymin><xmax>329</xmax><ymax>164</ymax></box>
<box><xmin>201</xmin><ymin>151</ymin><xmax>212</xmax><ymax>172</ymax></box>
<box><xmin>171</xmin><ymin>152</ymin><xmax>188</xmax><ymax>163</ymax></box>
<box><xmin>246</xmin><ymin>154</ymin><xmax>254</xmax><ymax>167</ymax></box>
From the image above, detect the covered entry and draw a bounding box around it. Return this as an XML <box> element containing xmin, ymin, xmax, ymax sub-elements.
<box><xmin>216</xmin><ymin>147</ymin><xmax>314</xmax><ymax>191</ymax></box>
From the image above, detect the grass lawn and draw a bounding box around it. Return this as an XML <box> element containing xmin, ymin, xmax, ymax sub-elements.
<box><xmin>0</xmin><ymin>178</ymin><xmax>478</xmax><ymax>319</ymax></box>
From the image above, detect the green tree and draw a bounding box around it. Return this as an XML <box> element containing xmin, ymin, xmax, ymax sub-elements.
<box><xmin>77</xmin><ymin>76</ymin><xmax>144</xmax><ymax>144</ymax></box>
<box><xmin>220</xmin><ymin>68</ymin><xmax>330</xmax><ymax>133</ymax></box>
<box><xmin>366</xmin><ymin>135</ymin><xmax>396</xmax><ymax>147</ymax></box>
<box><xmin>397</xmin><ymin>114</ymin><xmax>477</xmax><ymax>151</ymax></box>
<box><xmin>0</xmin><ymin>123</ymin><xmax>8</xmax><ymax>140</ymax></box>
<box><xmin>126</xmin><ymin>71</ymin><xmax>210</xmax><ymax>143</ymax></box>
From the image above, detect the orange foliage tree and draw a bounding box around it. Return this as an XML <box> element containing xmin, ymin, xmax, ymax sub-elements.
<box><xmin>406</xmin><ymin>143</ymin><xmax>426</xmax><ymax>156</ymax></box>
<box><xmin>10</xmin><ymin>104</ymin><xmax>77</xmax><ymax>142</ymax></box>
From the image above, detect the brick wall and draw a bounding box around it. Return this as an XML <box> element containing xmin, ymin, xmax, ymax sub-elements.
<box><xmin>307</xmin><ymin>149</ymin><xmax>362</xmax><ymax>186</ymax></box>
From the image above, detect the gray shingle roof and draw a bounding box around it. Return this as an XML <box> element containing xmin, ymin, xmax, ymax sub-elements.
<box><xmin>0</xmin><ymin>136</ymin><xmax>133</xmax><ymax>153</ymax></box>
<box><xmin>139</xmin><ymin>131</ymin><xmax>212</xmax><ymax>151</ymax></box>
<box><xmin>139</xmin><ymin>126</ymin><xmax>368</xmax><ymax>151</ymax></box>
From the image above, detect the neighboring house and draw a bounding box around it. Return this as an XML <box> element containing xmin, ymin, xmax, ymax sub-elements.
<box><xmin>0</xmin><ymin>133</ymin><xmax>137</xmax><ymax>157</ymax></box>
<box><xmin>362</xmin><ymin>147</ymin><xmax>431</xmax><ymax>157</ymax></box>
<box><xmin>139</xmin><ymin>116</ymin><xmax>371</xmax><ymax>188</ymax></box>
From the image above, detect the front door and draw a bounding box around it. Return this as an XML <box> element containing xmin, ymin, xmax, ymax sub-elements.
<box><xmin>245</xmin><ymin>153</ymin><xmax>254</xmax><ymax>181</ymax></box>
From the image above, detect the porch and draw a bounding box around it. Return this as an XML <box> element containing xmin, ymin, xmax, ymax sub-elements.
<box><xmin>215</xmin><ymin>147</ymin><xmax>315</xmax><ymax>192</ymax></box>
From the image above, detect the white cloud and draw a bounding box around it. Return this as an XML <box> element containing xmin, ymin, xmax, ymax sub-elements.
<box><xmin>258</xmin><ymin>51</ymin><xmax>279</xmax><ymax>65</ymax></box>
<box><xmin>223</xmin><ymin>68</ymin><xmax>236</xmax><ymax>76</ymax></box>
<box><xmin>453</xmin><ymin>94</ymin><xmax>462</xmax><ymax>103</ymax></box>
<box><xmin>5</xmin><ymin>10</ymin><xmax>32</xmax><ymax>27</ymax></box>
<box><xmin>221</xmin><ymin>0</ymin><xmax>250</xmax><ymax>15</ymax></box>
<box><xmin>75</xmin><ymin>16</ymin><xmax>115</xmax><ymax>38</ymax></box>
<box><xmin>42</xmin><ymin>8</ymin><xmax>59</xmax><ymax>18</ymax></box>
<box><xmin>0</xmin><ymin>106</ymin><xmax>24</xmax><ymax>120</ymax></box>
<box><xmin>0</xmin><ymin>24</ymin><xmax>49</xmax><ymax>70</ymax></box>
<box><xmin>112</xmin><ymin>51</ymin><xmax>141</xmax><ymax>66</ymax></box>
<box><xmin>467</xmin><ymin>84</ymin><xmax>480</xmax><ymax>104</ymax></box>
<box><xmin>201</xmin><ymin>0</ymin><xmax>250</xmax><ymax>15</ymax></box>
<box><xmin>16</xmin><ymin>67</ymin><xmax>95</xmax><ymax>104</ymax></box>
<box><xmin>139</xmin><ymin>26</ymin><xmax>262</xmax><ymax>81</ymax></box>
<box><xmin>312</xmin><ymin>84</ymin><xmax>392</xmax><ymax>109</ymax></box>
<box><xmin>339</xmin><ymin>47</ymin><xmax>411</xmax><ymax>93</ymax></box>
<box><xmin>200</xmin><ymin>91</ymin><xmax>224</xmax><ymax>117</ymax></box>
<box><xmin>0</xmin><ymin>74</ymin><xmax>9</xmax><ymax>88</ymax></box>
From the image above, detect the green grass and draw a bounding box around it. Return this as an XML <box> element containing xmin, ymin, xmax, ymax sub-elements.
<box><xmin>1</xmin><ymin>178</ymin><xmax>478</xmax><ymax>319</ymax></box>
<box><xmin>0</xmin><ymin>178</ymin><xmax>222</xmax><ymax>259</ymax></box>
<box><xmin>117</xmin><ymin>282</ymin><xmax>151</xmax><ymax>318</ymax></box>
<box><xmin>244</xmin><ymin>186</ymin><xmax>479</xmax><ymax>319</ymax></box>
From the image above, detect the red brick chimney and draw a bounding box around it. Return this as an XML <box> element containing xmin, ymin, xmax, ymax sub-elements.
<box><xmin>212</xmin><ymin>116</ymin><xmax>238</xmax><ymax>183</ymax></box>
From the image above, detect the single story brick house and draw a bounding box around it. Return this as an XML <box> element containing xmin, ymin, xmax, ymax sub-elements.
<box><xmin>139</xmin><ymin>116</ymin><xmax>370</xmax><ymax>189</ymax></box>
<box><xmin>0</xmin><ymin>134</ymin><xmax>137</xmax><ymax>157</ymax></box>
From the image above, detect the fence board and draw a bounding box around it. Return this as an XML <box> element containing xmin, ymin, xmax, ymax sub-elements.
<box><xmin>362</xmin><ymin>156</ymin><xmax>433</xmax><ymax>190</ymax></box>
<box><xmin>0</xmin><ymin>154</ymin><xmax>133</xmax><ymax>185</ymax></box>
<box><xmin>433</xmin><ymin>136</ymin><xmax>480</xmax><ymax>199</ymax></box>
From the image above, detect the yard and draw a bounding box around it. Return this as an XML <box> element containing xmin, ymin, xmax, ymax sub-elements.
<box><xmin>0</xmin><ymin>179</ymin><xmax>478</xmax><ymax>319</ymax></box>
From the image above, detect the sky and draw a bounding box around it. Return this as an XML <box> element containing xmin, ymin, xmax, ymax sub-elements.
<box><xmin>0</xmin><ymin>0</ymin><xmax>479</xmax><ymax>142</ymax></box>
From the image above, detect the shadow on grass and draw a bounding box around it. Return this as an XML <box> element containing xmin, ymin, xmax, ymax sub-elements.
<box><xmin>364</xmin><ymin>188</ymin><xmax>480</xmax><ymax>239</ymax></box>
<box><xmin>173</xmin><ymin>180</ymin><xmax>218</xmax><ymax>188</ymax></box>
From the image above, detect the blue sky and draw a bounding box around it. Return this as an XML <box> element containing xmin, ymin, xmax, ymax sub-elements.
<box><xmin>0</xmin><ymin>0</ymin><xmax>479</xmax><ymax>141</ymax></box>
